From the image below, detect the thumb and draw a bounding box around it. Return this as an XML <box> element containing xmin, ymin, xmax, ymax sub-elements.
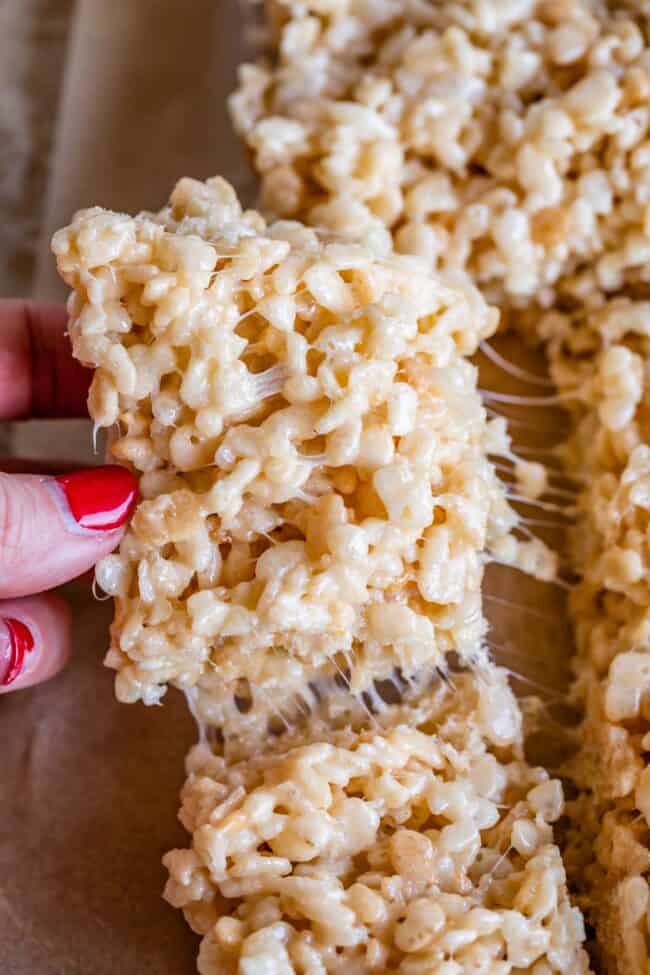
<box><xmin>0</xmin><ymin>466</ymin><xmax>137</xmax><ymax>598</ymax></box>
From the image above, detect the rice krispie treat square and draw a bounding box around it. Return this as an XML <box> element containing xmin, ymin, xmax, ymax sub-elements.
<box><xmin>232</xmin><ymin>0</ymin><xmax>650</xmax><ymax>312</ymax></box>
<box><xmin>53</xmin><ymin>175</ymin><xmax>548</xmax><ymax>740</ymax></box>
<box><xmin>536</xmin><ymin>296</ymin><xmax>650</xmax><ymax>974</ymax></box>
<box><xmin>163</xmin><ymin>669</ymin><xmax>590</xmax><ymax>975</ymax></box>
<box><xmin>539</xmin><ymin>297</ymin><xmax>650</xmax><ymax>696</ymax></box>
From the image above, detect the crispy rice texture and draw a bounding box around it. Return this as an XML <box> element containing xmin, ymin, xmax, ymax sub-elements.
<box><xmin>50</xmin><ymin>4</ymin><xmax>650</xmax><ymax>965</ymax></box>
<box><xmin>539</xmin><ymin>297</ymin><xmax>650</xmax><ymax>975</ymax></box>
<box><xmin>231</xmin><ymin>0</ymin><xmax>650</xmax><ymax>314</ymax></box>
<box><xmin>230</xmin><ymin>3</ymin><xmax>650</xmax><ymax>968</ymax></box>
<box><xmin>53</xmin><ymin>174</ymin><xmax>553</xmax><ymax>745</ymax></box>
<box><xmin>163</xmin><ymin>670</ymin><xmax>589</xmax><ymax>975</ymax></box>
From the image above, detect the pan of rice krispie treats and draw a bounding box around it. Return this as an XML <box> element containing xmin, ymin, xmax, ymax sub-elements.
<box><xmin>45</xmin><ymin>1</ymin><xmax>650</xmax><ymax>973</ymax></box>
<box><xmin>52</xmin><ymin>173</ymin><xmax>585</xmax><ymax>974</ymax></box>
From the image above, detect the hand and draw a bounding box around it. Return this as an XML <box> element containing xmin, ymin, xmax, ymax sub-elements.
<box><xmin>0</xmin><ymin>300</ymin><xmax>137</xmax><ymax>694</ymax></box>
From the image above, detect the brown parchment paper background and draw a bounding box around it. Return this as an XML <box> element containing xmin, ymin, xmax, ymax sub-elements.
<box><xmin>0</xmin><ymin>3</ymin><xmax>574</xmax><ymax>973</ymax></box>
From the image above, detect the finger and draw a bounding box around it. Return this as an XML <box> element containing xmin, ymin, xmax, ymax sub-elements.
<box><xmin>0</xmin><ymin>299</ymin><xmax>91</xmax><ymax>420</ymax></box>
<box><xmin>0</xmin><ymin>592</ymin><xmax>71</xmax><ymax>693</ymax></box>
<box><xmin>0</xmin><ymin>465</ymin><xmax>138</xmax><ymax>599</ymax></box>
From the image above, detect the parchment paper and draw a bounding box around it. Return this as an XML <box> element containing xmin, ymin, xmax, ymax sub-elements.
<box><xmin>0</xmin><ymin>4</ymin><xmax>574</xmax><ymax>972</ymax></box>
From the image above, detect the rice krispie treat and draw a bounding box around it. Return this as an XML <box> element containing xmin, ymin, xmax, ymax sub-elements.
<box><xmin>52</xmin><ymin>175</ymin><xmax>552</xmax><ymax>739</ymax></box>
<box><xmin>163</xmin><ymin>669</ymin><xmax>590</xmax><ymax>975</ymax></box>
<box><xmin>540</xmin><ymin>298</ymin><xmax>649</xmax><ymax>690</ymax></box>
<box><xmin>231</xmin><ymin>0</ymin><xmax>650</xmax><ymax>311</ymax></box>
<box><xmin>537</xmin><ymin>297</ymin><xmax>650</xmax><ymax>974</ymax></box>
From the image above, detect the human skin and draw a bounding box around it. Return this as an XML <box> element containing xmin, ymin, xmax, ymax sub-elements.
<box><xmin>0</xmin><ymin>300</ymin><xmax>138</xmax><ymax>693</ymax></box>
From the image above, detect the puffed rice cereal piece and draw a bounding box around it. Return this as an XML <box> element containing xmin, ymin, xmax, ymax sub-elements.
<box><xmin>163</xmin><ymin>670</ymin><xmax>590</xmax><ymax>975</ymax></box>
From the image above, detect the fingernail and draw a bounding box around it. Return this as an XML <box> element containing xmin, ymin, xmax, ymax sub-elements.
<box><xmin>53</xmin><ymin>465</ymin><xmax>138</xmax><ymax>532</ymax></box>
<box><xmin>0</xmin><ymin>618</ymin><xmax>35</xmax><ymax>686</ymax></box>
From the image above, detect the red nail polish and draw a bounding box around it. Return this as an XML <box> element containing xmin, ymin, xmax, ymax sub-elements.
<box><xmin>55</xmin><ymin>466</ymin><xmax>138</xmax><ymax>532</ymax></box>
<box><xmin>1</xmin><ymin>618</ymin><xmax>35</xmax><ymax>686</ymax></box>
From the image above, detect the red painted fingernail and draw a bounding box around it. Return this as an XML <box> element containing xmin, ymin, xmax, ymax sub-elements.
<box><xmin>54</xmin><ymin>465</ymin><xmax>138</xmax><ymax>532</ymax></box>
<box><xmin>0</xmin><ymin>618</ymin><xmax>35</xmax><ymax>686</ymax></box>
